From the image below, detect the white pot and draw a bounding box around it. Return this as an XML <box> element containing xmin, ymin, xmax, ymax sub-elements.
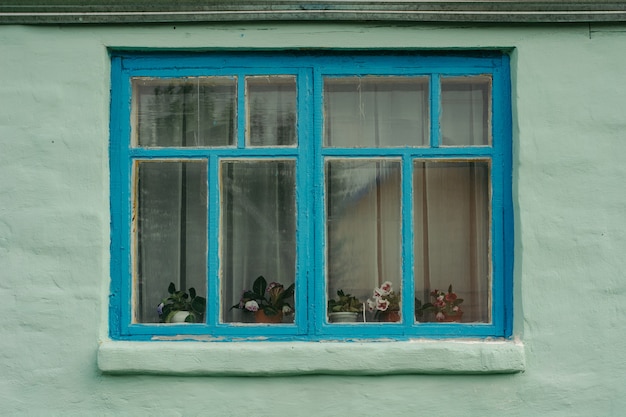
<box><xmin>329</xmin><ymin>312</ymin><xmax>360</xmax><ymax>323</ymax></box>
<box><xmin>168</xmin><ymin>311</ymin><xmax>191</xmax><ymax>323</ymax></box>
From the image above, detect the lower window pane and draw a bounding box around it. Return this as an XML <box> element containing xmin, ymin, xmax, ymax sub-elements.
<box><xmin>413</xmin><ymin>160</ymin><xmax>491</xmax><ymax>323</ymax></box>
<box><xmin>135</xmin><ymin>160</ymin><xmax>208</xmax><ymax>323</ymax></box>
<box><xmin>326</xmin><ymin>159</ymin><xmax>402</xmax><ymax>323</ymax></box>
<box><xmin>221</xmin><ymin>160</ymin><xmax>297</xmax><ymax>324</ymax></box>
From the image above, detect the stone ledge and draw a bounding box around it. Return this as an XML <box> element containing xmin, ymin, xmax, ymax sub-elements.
<box><xmin>98</xmin><ymin>339</ymin><xmax>525</xmax><ymax>376</ymax></box>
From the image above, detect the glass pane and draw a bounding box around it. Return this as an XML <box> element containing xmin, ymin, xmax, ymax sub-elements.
<box><xmin>326</xmin><ymin>159</ymin><xmax>402</xmax><ymax>323</ymax></box>
<box><xmin>324</xmin><ymin>76</ymin><xmax>429</xmax><ymax>148</ymax></box>
<box><xmin>247</xmin><ymin>76</ymin><xmax>297</xmax><ymax>146</ymax></box>
<box><xmin>440</xmin><ymin>76</ymin><xmax>491</xmax><ymax>146</ymax></box>
<box><xmin>135</xmin><ymin>160</ymin><xmax>208</xmax><ymax>323</ymax></box>
<box><xmin>221</xmin><ymin>160</ymin><xmax>297</xmax><ymax>324</ymax></box>
<box><xmin>413</xmin><ymin>160</ymin><xmax>491</xmax><ymax>323</ymax></box>
<box><xmin>133</xmin><ymin>77</ymin><xmax>236</xmax><ymax>147</ymax></box>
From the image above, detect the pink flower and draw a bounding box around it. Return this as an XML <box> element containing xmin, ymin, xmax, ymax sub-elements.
<box><xmin>452</xmin><ymin>306</ymin><xmax>460</xmax><ymax>312</ymax></box>
<box><xmin>376</xmin><ymin>298</ymin><xmax>390</xmax><ymax>312</ymax></box>
<box><xmin>379</xmin><ymin>281</ymin><xmax>393</xmax><ymax>295</ymax></box>
<box><xmin>366</xmin><ymin>298</ymin><xmax>377</xmax><ymax>312</ymax></box>
<box><xmin>435</xmin><ymin>312</ymin><xmax>445</xmax><ymax>321</ymax></box>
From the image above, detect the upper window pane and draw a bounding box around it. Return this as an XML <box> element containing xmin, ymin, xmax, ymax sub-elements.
<box><xmin>440</xmin><ymin>75</ymin><xmax>492</xmax><ymax>147</ymax></box>
<box><xmin>324</xmin><ymin>77</ymin><xmax>429</xmax><ymax>148</ymax></box>
<box><xmin>133</xmin><ymin>77</ymin><xmax>236</xmax><ymax>147</ymax></box>
<box><xmin>246</xmin><ymin>76</ymin><xmax>297</xmax><ymax>147</ymax></box>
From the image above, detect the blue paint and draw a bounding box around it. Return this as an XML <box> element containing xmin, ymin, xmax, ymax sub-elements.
<box><xmin>109</xmin><ymin>51</ymin><xmax>512</xmax><ymax>340</ymax></box>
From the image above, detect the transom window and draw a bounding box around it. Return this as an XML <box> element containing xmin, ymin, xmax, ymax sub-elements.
<box><xmin>109</xmin><ymin>52</ymin><xmax>512</xmax><ymax>340</ymax></box>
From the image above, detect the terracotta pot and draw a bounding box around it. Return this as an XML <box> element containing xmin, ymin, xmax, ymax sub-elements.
<box><xmin>379</xmin><ymin>310</ymin><xmax>401</xmax><ymax>322</ymax></box>
<box><xmin>254</xmin><ymin>310</ymin><xmax>283</xmax><ymax>324</ymax></box>
<box><xmin>438</xmin><ymin>311</ymin><xmax>463</xmax><ymax>322</ymax></box>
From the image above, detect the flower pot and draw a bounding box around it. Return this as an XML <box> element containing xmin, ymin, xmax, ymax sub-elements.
<box><xmin>254</xmin><ymin>310</ymin><xmax>283</xmax><ymax>324</ymax></box>
<box><xmin>168</xmin><ymin>310</ymin><xmax>191</xmax><ymax>323</ymax></box>
<box><xmin>379</xmin><ymin>310</ymin><xmax>401</xmax><ymax>322</ymax></box>
<box><xmin>438</xmin><ymin>311</ymin><xmax>463</xmax><ymax>322</ymax></box>
<box><xmin>329</xmin><ymin>312</ymin><xmax>360</xmax><ymax>323</ymax></box>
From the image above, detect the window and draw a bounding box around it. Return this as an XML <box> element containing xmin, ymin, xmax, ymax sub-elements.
<box><xmin>109</xmin><ymin>52</ymin><xmax>512</xmax><ymax>341</ymax></box>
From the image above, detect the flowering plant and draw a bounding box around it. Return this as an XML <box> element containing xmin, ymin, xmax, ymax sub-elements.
<box><xmin>157</xmin><ymin>282</ymin><xmax>206</xmax><ymax>323</ymax></box>
<box><xmin>328</xmin><ymin>289</ymin><xmax>363</xmax><ymax>313</ymax></box>
<box><xmin>421</xmin><ymin>284</ymin><xmax>464</xmax><ymax>321</ymax></box>
<box><xmin>231</xmin><ymin>275</ymin><xmax>295</xmax><ymax>317</ymax></box>
<box><xmin>366</xmin><ymin>281</ymin><xmax>401</xmax><ymax>316</ymax></box>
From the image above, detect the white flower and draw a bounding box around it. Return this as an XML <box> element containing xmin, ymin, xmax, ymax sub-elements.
<box><xmin>436</xmin><ymin>312</ymin><xmax>445</xmax><ymax>321</ymax></box>
<box><xmin>244</xmin><ymin>300</ymin><xmax>259</xmax><ymax>312</ymax></box>
<box><xmin>366</xmin><ymin>298</ymin><xmax>377</xmax><ymax>312</ymax></box>
<box><xmin>282</xmin><ymin>305</ymin><xmax>293</xmax><ymax>315</ymax></box>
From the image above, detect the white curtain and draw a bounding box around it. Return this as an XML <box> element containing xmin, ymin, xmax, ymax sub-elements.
<box><xmin>220</xmin><ymin>161</ymin><xmax>297</xmax><ymax>323</ymax></box>
<box><xmin>136</xmin><ymin>161</ymin><xmax>208</xmax><ymax>323</ymax></box>
<box><xmin>324</xmin><ymin>76</ymin><xmax>491</xmax><ymax>323</ymax></box>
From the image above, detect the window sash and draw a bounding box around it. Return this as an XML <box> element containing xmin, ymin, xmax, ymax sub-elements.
<box><xmin>109</xmin><ymin>52</ymin><xmax>512</xmax><ymax>340</ymax></box>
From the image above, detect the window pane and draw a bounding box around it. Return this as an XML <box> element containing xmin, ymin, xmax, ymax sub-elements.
<box><xmin>221</xmin><ymin>160</ymin><xmax>297</xmax><ymax>324</ymax></box>
<box><xmin>326</xmin><ymin>159</ymin><xmax>402</xmax><ymax>323</ymax></box>
<box><xmin>247</xmin><ymin>76</ymin><xmax>297</xmax><ymax>146</ymax></box>
<box><xmin>324</xmin><ymin>77</ymin><xmax>429</xmax><ymax>148</ymax></box>
<box><xmin>133</xmin><ymin>77</ymin><xmax>236</xmax><ymax>147</ymax></box>
<box><xmin>135</xmin><ymin>160</ymin><xmax>208</xmax><ymax>323</ymax></box>
<box><xmin>413</xmin><ymin>160</ymin><xmax>491</xmax><ymax>323</ymax></box>
<box><xmin>440</xmin><ymin>76</ymin><xmax>491</xmax><ymax>146</ymax></box>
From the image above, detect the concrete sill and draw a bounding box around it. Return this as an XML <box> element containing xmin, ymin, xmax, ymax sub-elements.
<box><xmin>98</xmin><ymin>339</ymin><xmax>525</xmax><ymax>376</ymax></box>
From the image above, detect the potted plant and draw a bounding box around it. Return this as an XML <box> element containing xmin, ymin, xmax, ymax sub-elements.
<box><xmin>420</xmin><ymin>284</ymin><xmax>464</xmax><ymax>322</ymax></box>
<box><xmin>157</xmin><ymin>282</ymin><xmax>206</xmax><ymax>323</ymax></box>
<box><xmin>366</xmin><ymin>281</ymin><xmax>401</xmax><ymax>322</ymax></box>
<box><xmin>327</xmin><ymin>290</ymin><xmax>363</xmax><ymax>323</ymax></box>
<box><xmin>231</xmin><ymin>275</ymin><xmax>295</xmax><ymax>323</ymax></box>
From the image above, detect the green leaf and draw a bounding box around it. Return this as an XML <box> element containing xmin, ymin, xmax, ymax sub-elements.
<box><xmin>168</xmin><ymin>282</ymin><xmax>176</xmax><ymax>294</ymax></box>
<box><xmin>189</xmin><ymin>287</ymin><xmax>197</xmax><ymax>299</ymax></box>
<box><xmin>191</xmin><ymin>296</ymin><xmax>206</xmax><ymax>313</ymax></box>
<box><xmin>252</xmin><ymin>276</ymin><xmax>267</xmax><ymax>298</ymax></box>
<box><xmin>282</xmin><ymin>283</ymin><xmax>295</xmax><ymax>300</ymax></box>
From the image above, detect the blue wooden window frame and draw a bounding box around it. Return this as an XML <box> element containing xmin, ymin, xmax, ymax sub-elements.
<box><xmin>109</xmin><ymin>51</ymin><xmax>513</xmax><ymax>341</ymax></box>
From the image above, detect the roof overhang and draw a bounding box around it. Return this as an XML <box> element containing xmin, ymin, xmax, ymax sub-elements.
<box><xmin>1</xmin><ymin>1</ymin><xmax>626</xmax><ymax>24</ymax></box>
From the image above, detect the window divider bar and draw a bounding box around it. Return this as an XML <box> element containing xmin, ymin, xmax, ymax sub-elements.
<box><xmin>430</xmin><ymin>74</ymin><xmax>441</xmax><ymax>148</ymax></box>
<box><xmin>208</xmin><ymin>155</ymin><xmax>220</xmax><ymax>326</ymax></box>
<box><xmin>401</xmin><ymin>154</ymin><xmax>416</xmax><ymax>327</ymax></box>
<box><xmin>312</xmin><ymin>68</ymin><xmax>326</xmax><ymax>335</ymax></box>
<box><xmin>237</xmin><ymin>75</ymin><xmax>246</xmax><ymax>149</ymax></box>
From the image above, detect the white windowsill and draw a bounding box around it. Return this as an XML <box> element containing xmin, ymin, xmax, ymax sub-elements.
<box><xmin>98</xmin><ymin>338</ymin><xmax>525</xmax><ymax>376</ymax></box>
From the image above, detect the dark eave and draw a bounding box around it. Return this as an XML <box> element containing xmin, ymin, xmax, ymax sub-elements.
<box><xmin>1</xmin><ymin>1</ymin><xmax>626</xmax><ymax>24</ymax></box>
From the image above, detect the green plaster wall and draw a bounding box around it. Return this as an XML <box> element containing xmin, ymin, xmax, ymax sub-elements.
<box><xmin>1</xmin><ymin>22</ymin><xmax>625</xmax><ymax>416</ymax></box>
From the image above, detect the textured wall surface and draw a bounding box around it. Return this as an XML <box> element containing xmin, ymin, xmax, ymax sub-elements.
<box><xmin>1</xmin><ymin>22</ymin><xmax>625</xmax><ymax>416</ymax></box>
